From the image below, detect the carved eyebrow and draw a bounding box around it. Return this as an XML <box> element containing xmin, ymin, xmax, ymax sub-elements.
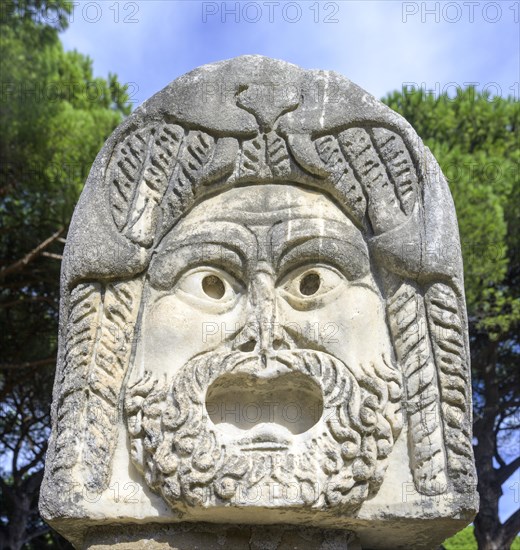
<box><xmin>156</xmin><ymin>223</ymin><xmax>255</xmax><ymax>263</ymax></box>
<box><xmin>271</xmin><ymin>220</ymin><xmax>370</xmax><ymax>279</ymax></box>
<box><xmin>148</xmin><ymin>234</ymin><xmax>248</xmax><ymax>290</ymax></box>
<box><xmin>277</xmin><ymin>237</ymin><xmax>370</xmax><ymax>281</ymax></box>
<box><xmin>165</xmin><ymin>236</ymin><xmax>247</xmax><ymax>264</ymax></box>
<box><xmin>170</xmin><ymin>223</ymin><xmax>254</xmax><ymax>254</ymax></box>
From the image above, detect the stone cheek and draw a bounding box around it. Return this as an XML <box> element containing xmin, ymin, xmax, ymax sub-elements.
<box><xmin>40</xmin><ymin>55</ymin><xmax>478</xmax><ymax>550</ymax></box>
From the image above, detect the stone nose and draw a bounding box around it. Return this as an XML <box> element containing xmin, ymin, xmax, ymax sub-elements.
<box><xmin>234</xmin><ymin>270</ymin><xmax>292</xmax><ymax>356</ymax></box>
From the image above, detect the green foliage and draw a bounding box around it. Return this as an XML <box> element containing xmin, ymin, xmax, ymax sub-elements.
<box><xmin>442</xmin><ymin>526</ymin><xmax>520</xmax><ymax>549</ymax></box>
<box><xmin>1</xmin><ymin>10</ymin><xmax>130</xmax><ymax>227</ymax></box>
<box><xmin>1</xmin><ymin>0</ymin><xmax>74</xmax><ymax>44</ymax></box>
<box><xmin>0</xmin><ymin>1</ymin><xmax>131</xmax><ymax>547</ymax></box>
<box><xmin>384</xmin><ymin>88</ymin><xmax>520</xmax><ymax>550</ymax></box>
<box><xmin>384</xmin><ymin>88</ymin><xmax>520</xmax><ymax>339</ymax></box>
<box><xmin>444</xmin><ymin>526</ymin><xmax>478</xmax><ymax>549</ymax></box>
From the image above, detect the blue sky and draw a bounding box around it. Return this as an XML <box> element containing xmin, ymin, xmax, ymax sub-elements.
<box><xmin>60</xmin><ymin>0</ymin><xmax>519</xmax><ymax>524</ymax></box>
<box><xmin>60</xmin><ymin>0</ymin><xmax>519</xmax><ymax>106</ymax></box>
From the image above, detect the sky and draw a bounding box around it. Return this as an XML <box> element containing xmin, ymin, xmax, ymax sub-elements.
<box><xmin>58</xmin><ymin>0</ymin><xmax>520</xmax><ymax>524</ymax></box>
<box><xmin>60</xmin><ymin>0</ymin><xmax>520</xmax><ymax>106</ymax></box>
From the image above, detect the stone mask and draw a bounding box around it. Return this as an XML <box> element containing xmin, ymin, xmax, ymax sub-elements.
<box><xmin>40</xmin><ymin>56</ymin><xmax>478</xmax><ymax>548</ymax></box>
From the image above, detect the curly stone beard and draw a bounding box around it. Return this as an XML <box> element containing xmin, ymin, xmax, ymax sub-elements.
<box><xmin>124</xmin><ymin>349</ymin><xmax>403</xmax><ymax>513</ymax></box>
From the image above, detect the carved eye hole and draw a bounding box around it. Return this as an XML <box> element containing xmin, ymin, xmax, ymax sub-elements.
<box><xmin>278</xmin><ymin>265</ymin><xmax>344</xmax><ymax>310</ymax></box>
<box><xmin>299</xmin><ymin>272</ymin><xmax>320</xmax><ymax>296</ymax></box>
<box><xmin>202</xmin><ymin>275</ymin><xmax>226</xmax><ymax>300</ymax></box>
<box><xmin>175</xmin><ymin>268</ymin><xmax>242</xmax><ymax>310</ymax></box>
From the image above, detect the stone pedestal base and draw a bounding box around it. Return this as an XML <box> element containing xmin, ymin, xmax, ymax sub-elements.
<box><xmin>84</xmin><ymin>523</ymin><xmax>361</xmax><ymax>550</ymax></box>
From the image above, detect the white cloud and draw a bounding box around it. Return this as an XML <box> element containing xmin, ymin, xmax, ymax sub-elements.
<box><xmin>61</xmin><ymin>0</ymin><xmax>518</xmax><ymax>104</ymax></box>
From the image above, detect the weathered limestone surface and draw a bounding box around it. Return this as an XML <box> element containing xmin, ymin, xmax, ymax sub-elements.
<box><xmin>84</xmin><ymin>524</ymin><xmax>362</xmax><ymax>550</ymax></box>
<box><xmin>40</xmin><ymin>55</ymin><xmax>478</xmax><ymax>549</ymax></box>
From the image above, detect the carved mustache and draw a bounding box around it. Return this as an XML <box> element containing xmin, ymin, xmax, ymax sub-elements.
<box><xmin>127</xmin><ymin>348</ymin><xmax>400</xmax><ymax>442</ymax></box>
<box><xmin>124</xmin><ymin>347</ymin><xmax>402</xmax><ymax>509</ymax></box>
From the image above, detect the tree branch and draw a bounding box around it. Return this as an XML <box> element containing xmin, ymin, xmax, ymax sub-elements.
<box><xmin>494</xmin><ymin>429</ymin><xmax>506</xmax><ymax>469</ymax></box>
<box><xmin>501</xmin><ymin>424</ymin><xmax>520</xmax><ymax>431</ymax></box>
<box><xmin>18</xmin><ymin>445</ymin><xmax>47</xmax><ymax>478</ymax></box>
<box><xmin>41</xmin><ymin>251</ymin><xmax>63</xmax><ymax>261</ymax></box>
<box><xmin>23</xmin><ymin>525</ymin><xmax>51</xmax><ymax>544</ymax></box>
<box><xmin>501</xmin><ymin>506</ymin><xmax>520</xmax><ymax>547</ymax></box>
<box><xmin>0</xmin><ymin>227</ymin><xmax>64</xmax><ymax>280</ymax></box>
<box><xmin>497</xmin><ymin>455</ymin><xmax>520</xmax><ymax>485</ymax></box>
<box><xmin>21</xmin><ymin>468</ymin><xmax>44</xmax><ymax>494</ymax></box>
<box><xmin>0</xmin><ymin>357</ymin><xmax>56</xmax><ymax>371</ymax></box>
<box><xmin>0</xmin><ymin>295</ymin><xmax>58</xmax><ymax>309</ymax></box>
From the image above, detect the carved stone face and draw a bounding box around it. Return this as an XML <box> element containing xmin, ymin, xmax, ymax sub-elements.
<box><xmin>41</xmin><ymin>57</ymin><xmax>477</xmax><ymax>549</ymax></box>
<box><xmin>125</xmin><ymin>183</ymin><xmax>403</xmax><ymax>512</ymax></box>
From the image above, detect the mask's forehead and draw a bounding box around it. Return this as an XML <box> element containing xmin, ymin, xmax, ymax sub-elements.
<box><xmin>149</xmin><ymin>184</ymin><xmax>370</xmax><ymax>281</ymax></box>
<box><xmin>185</xmin><ymin>184</ymin><xmax>345</xmax><ymax>220</ymax></box>
<box><xmin>157</xmin><ymin>183</ymin><xmax>364</xmax><ymax>236</ymax></box>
